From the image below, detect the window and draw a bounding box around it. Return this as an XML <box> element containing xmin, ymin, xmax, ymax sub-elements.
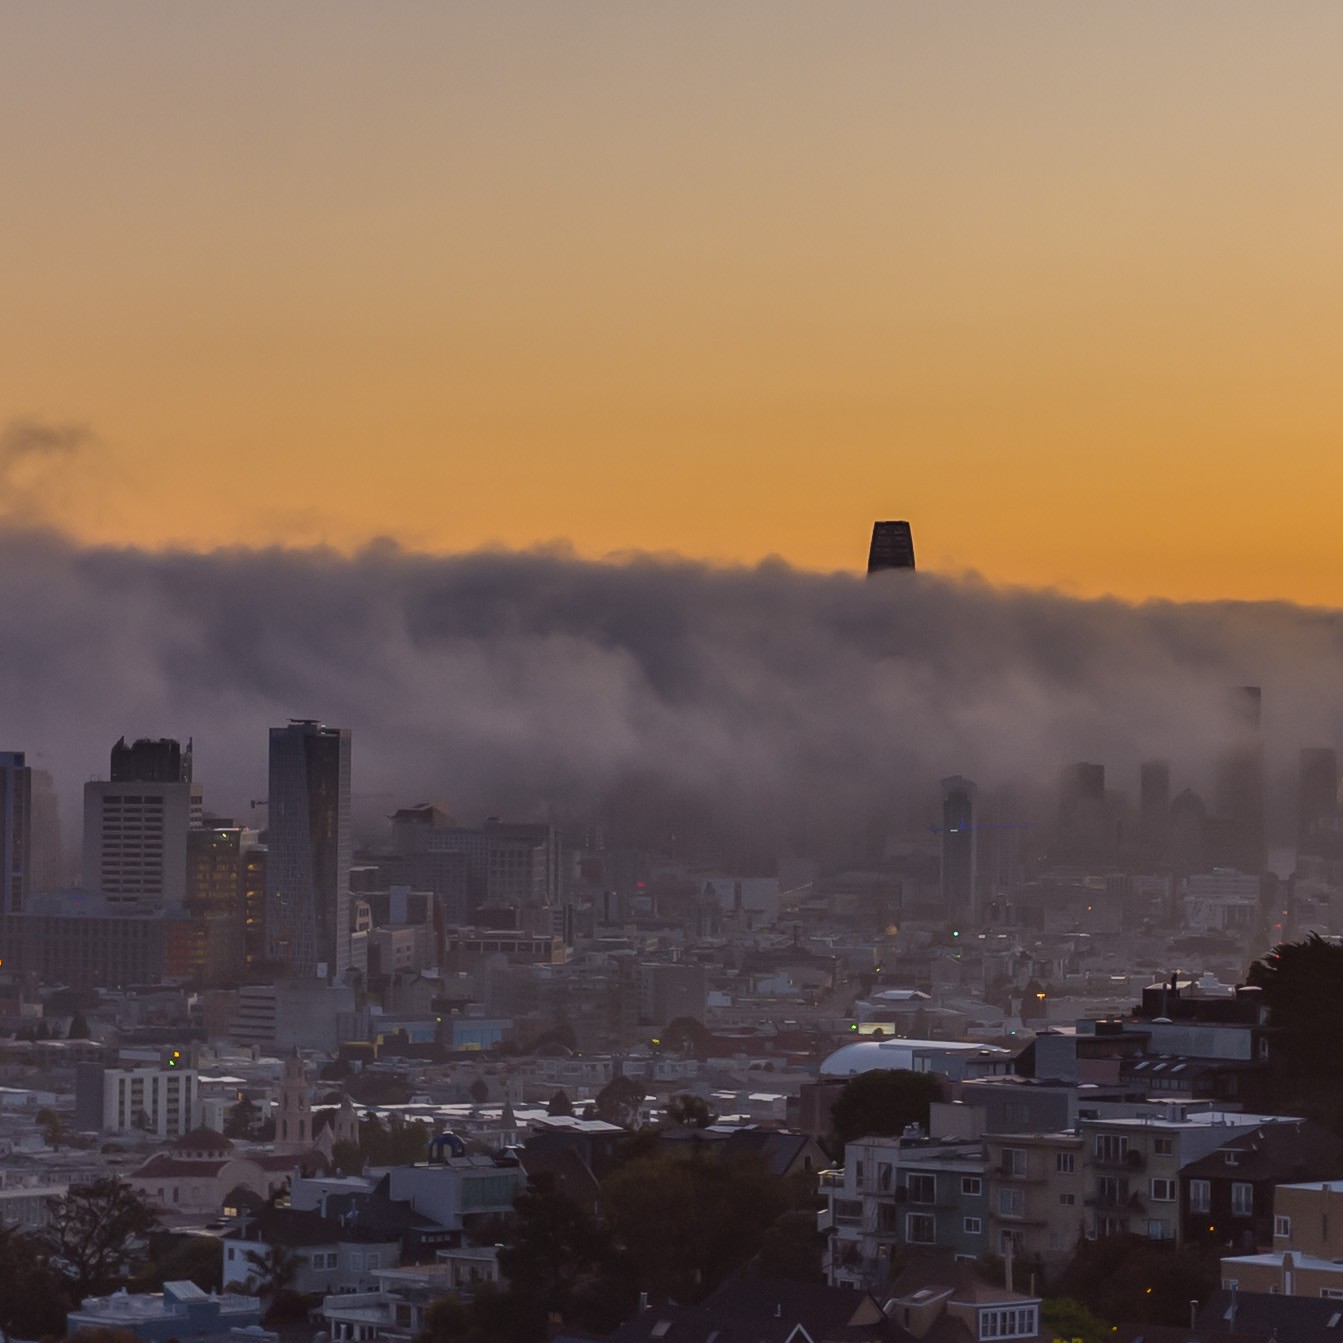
<box><xmin>979</xmin><ymin>1305</ymin><xmax>1039</xmax><ymax>1339</ymax></box>
<box><xmin>964</xmin><ymin>1216</ymin><xmax>983</xmax><ymax>1234</ymax></box>
<box><xmin>1094</xmin><ymin>1134</ymin><xmax>1129</xmax><ymax>1163</ymax></box>
<box><xmin>1147</xmin><ymin>1219</ymin><xmax>1173</xmax><ymax>1240</ymax></box>
<box><xmin>1059</xmin><ymin>1193</ymin><xmax>1076</xmax><ymax>1207</ymax></box>
<box><xmin>907</xmin><ymin>1173</ymin><xmax>936</xmax><ymax>1204</ymax></box>
<box><xmin>1096</xmin><ymin>1176</ymin><xmax>1127</xmax><ymax>1207</ymax></box>
<box><xmin>906</xmin><ymin>1212</ymin><xmax>936</xmax><ymax>1244</ymax></box>
<box><xmin>1190</xmin><ymin>1180</ymin><xmax>1211</xmax><ymax>1214</ymax></box>
<box><xmin>1231</xmin><ymin>1183</ymin><xmax>1253</xmax><ymax>1216</ymax></box>
<box><xmin>1275</xmin><ymin>1215</ymin><xmax>1292</xmax><ymax>1239</ymax></box>
<box><xmin>1150</xmin><ymin>1179</ymin><xmax>1176</xmax><ymax>1202</ymax></box>
<box><xmin>999</xmin><ymin>1148</ymin><xmax>1026</xmax><ymax>1178</ymax></box>
<box><xmin>1154</xmin><ymin>1137</ymin><xmax>1174</xmax><ymax>1156</ymax></box>
<box><xmin>1224</xmin><ymin>1152</ymin><xmax>1239</xmax><ymax>1167</ymax></box>
<box><xmin>962</xmin><ymin>1176</ymin><xmax>983</xmax><ymax>1196</ymax></box>
<box><xmin>833</xmin><ymin>1199</ymin><xmax>862</xmax><ymax>1226</ymax></box>
<box><xmin>877</xmin><ymin>1162</ymin><xmax>893</xmax><ymax>1192</ymax></box>
<box><xmin>1321</xmin><ymin>1289</ymin><xmax>1343</xmax><ymax>1301</ymax></box>
<box><xmin>1055</xmin><ymin>1151</ymin><xmax>1075</xmax><ymax>1174</ymax></box>
<box><xmin>998</xmin><ymin>1188</ymin><xmax>1025</xmax><ymax>1219</ymax></box>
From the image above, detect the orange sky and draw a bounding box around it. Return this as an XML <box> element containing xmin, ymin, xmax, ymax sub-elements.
<box><xmin>3</xmin><ymin>3</ymin><xmax>1342</xmax><ymax>603</ymax></box>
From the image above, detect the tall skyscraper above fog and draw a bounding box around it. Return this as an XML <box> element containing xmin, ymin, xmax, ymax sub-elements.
<box><xmin>0</xmin><ymin>752</ymin><xmax>32</xmax><ymax>914</ymax></box>
<box><xmin>940</xmin><ymin>776</ymin><xmax>978</xmax><ymax>924</ymax></box>
<box><xmin>84</xmin><ymin>737</ymin><xmax>195</xmax><ymax>908</ymax></box>
<box><xmin>266</xmin><ymin>720</ymin><xmax>351</xmax><ymax>981</ymax></box>
<box><xmin>866</xmin><ymin>520</ymin><xmax>916</xmax><ymax>575</ymax></box>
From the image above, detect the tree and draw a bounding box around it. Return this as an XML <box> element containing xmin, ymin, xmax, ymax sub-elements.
<box><xmin>1052</xmin><ymin>1235</ymin><xmax>1219</xmax><ymax>1328</ymax></box>
<box><xmin>133</xmin><ymin>1232</ymin><xmax>223</xmax><ymax>1293</ymax></box>
<box><xmin>758</xmin><ymin>1207</ymin><xmax>825</xmax><ymax>1283</ymax></box>
<box><xmin>665</xmin><ymin>1093</ymin><xmax>714</xmax><ymax>1129</ymax></box>
<box><xmin>547</xmin><ymin>1090</ymin><xmax>573</xmax><ymax>1117</ymax></box>
<box><xmin>830</xmin><ymin>1069</ymin><xmax>944</xmax><ymax>1149</ymax></box>
<box><xmin>244</xmin><ymin>1242</ymin><xmax>300</xmax><ymax>1298</ymax></box>
<box><xmin>601</xmin><ymin>1152</ymin><xmax>801</xmax><ymax>1303</ymax></box>
<box><xmin>661</xmin><ymin>1016</ymin><xmax>712</xmax><ymax>1057</ymax></box>
<box><xmin>1247</xmin><ymin>934</ymin><xmax>1343</xmax><ymax>1124</ymax></box>
<box><xmin>1042</xmin><ymin>1297</ymin><xmax>1111</xmax><ymax>1343</ymax></box>
<box><xmin>41</xmin><ymin>1179</ymin><xmax>160</xmax><ymax>1298</ymax></box>
<box><xmin>224</xmin><ymin>1097</ymin><xmax>260</xmax><ymax>1139</ymax></box>
<box><xmin>498</xmin><ymin>1173</ymin><xmax>629</xmax><ymax>1334</ymax></box>
<box><xmin>67</xmin><ymin>1011</ymin><xmax>92</xmax><ymax>1039</ymax></box>
<box><xmin>358</xmin><ymin>1112</ymin><xmax>430</xmax><ymax>1166</ymax></box>
<box><xmin>594</xmin><ymin>1075</ymin><xmax>645</xmax><ymax>1129</ymax></box>
<box><xmin>469</xmin><ymin>1077</ymin><xmax>490</xmax><ymax>1105</ymax></box>
<box><xmin>35</xmin><ymin>1106</ymin><xmax>67</xmax><ymax>1149</ymax></box>
<box><xmin>0</xmin><ymin>1224</ymin><xmax>68</xmax><ymax>1342</ymax></box>
<box><xmin>331</xmin><ymin>1138</ymin><xmax>363</xmax><ymax>1175</ymax></box>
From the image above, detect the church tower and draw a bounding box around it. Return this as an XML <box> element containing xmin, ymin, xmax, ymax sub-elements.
<box><xmin>277</xmin><ymin>1045</ymin><xmax>312</xmax><ymax>1151</ymax></box>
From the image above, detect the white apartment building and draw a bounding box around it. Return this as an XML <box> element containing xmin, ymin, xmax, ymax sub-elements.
<box><xmin>101</xmin><ymin>1065</ymin><xmax>200</xmax><ymax>1138</ymax></box>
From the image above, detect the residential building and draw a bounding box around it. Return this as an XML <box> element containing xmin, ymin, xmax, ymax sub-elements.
<box><xmin>1181</xmin><ymin>1120</ymin><xmax>1343</xmax><ymax>1250</ymax></box>
<box><xmin>1080</xmin><ymin>1110</ymin><xmax>1285</xmax><ymax>1243</ymax></box>
<box><xmin>223</xmin><ymin>1207</ymin><xmax>401</xmax><ymax>1296</ymax></box>
<box><xmin>825</xmin><ymin>1132</ymin><xmax>987</xmax><ymax>1291</ymax></box>
<box><xmin>79</xmin><ymin>1062</ymin><xmax>200</xmax><ymax>1138</ymax></box>
<box><xmin>1221</xmin><ymin>1181</ymin><xmax>1343</xmax><ymax>1297</ymax></box>
<box><xmin>985</xmin><ymin>1131</ymin><xmax>1085</xmax><ymax>1270</ymax></box>
<box><xmin>67</xmin><ymin>1281</ymin><xmax>264</xmax><ymax>1343</ymax></box>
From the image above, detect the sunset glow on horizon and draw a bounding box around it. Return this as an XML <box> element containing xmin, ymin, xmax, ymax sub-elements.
<box><xmin>4</xmin><ymin>3</ymin><xmax>1343</xmax><ymax>605</ymax></box>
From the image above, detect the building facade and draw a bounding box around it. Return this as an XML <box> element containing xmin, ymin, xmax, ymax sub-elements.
<box><xmin>266</xmin><ymin>721</ymin><xmax>352</xmax><ymax>981</ymax></box>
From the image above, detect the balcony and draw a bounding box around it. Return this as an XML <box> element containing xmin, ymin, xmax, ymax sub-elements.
<box><xmin>818</xmin><ymin>1170</ymin><xmax>845</xmax><ymax>1190</ymax></box>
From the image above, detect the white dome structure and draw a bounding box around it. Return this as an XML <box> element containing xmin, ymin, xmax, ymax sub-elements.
<box><xmin>820</xmin><ymin>1038</ymin><xmax>1011</xmax><ymax>1079</ymax></box>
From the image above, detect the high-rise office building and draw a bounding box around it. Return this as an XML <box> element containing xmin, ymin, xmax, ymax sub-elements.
<box><xmin>1057</xmin><ymin>762</ymin><xmax>1118</xmax><ymax>868</ymax></box>
<box><xmin>1138</xmin><ymin>760</ymin><xmax>1171</xmax><ymax>868</ymax></box>
<box><xmin>0</xmin><ymin>752</ymin><xmax>32</xmax><ymax>914</ymax></box>
<box><xmin>28</xmin><ymin>767</ymin><xmax>62</xmax><ymax>894</ymax></box>
<box><xmin>1298</xmin><ymin>747</ymin><xmax>1339</xmax><ymax>857</ymax></box>
<box><xmin>1212</xmin><ymin>686</ymin><xmax>1265</xmax><ymax>875</ymax></box>
<box><xmin>266</xmin><ymin>721</ymin><xmax>352</xmax><ymax>981</ymax></box>
<box><xmin>940</xmin><ymin>776</ymin><xmax>978</xmax><ymax>923</ymax></box>
<box><xmin>866</xmin><ymin>521</ymin><xmax>916</xmax><ymax>574</ymax></box>
<box><xmin>84</xmin><ymin>737</ymin><xmax>195</xmax><ymax>909</ymax></box>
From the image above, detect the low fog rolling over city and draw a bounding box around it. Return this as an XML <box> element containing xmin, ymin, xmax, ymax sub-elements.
<box><xmin>6</xmin><ymin>522</ymin><xmax>1343</xmax><ymax>869</ymax></box>
<box><xmin>11</xmin><ymin>4</ymin><xmax>1343</xmax><ymax>1342</ymax></box>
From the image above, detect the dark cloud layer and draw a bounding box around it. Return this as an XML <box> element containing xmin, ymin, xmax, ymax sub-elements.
<box><xmin>3</xmin><ymin>529</ymin><xmax>1343</xmax><ymax>858</ymax></box>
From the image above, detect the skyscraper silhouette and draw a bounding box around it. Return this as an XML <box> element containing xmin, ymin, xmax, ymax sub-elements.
<box><xmin>866</xmin><ymin>521</ymin><xmax>916</xmax><ymax>574</ymax></box>
<box><xmin>0</xmin><ymin>752</ymin><xmax>31</xmax><ymax>915</ymax></box>
<box><xmin>940</xmin><ymin>775</ymin><xmax>978</xmax><ymax>923</ymax></box>
<box><xmin>266</xmin><ymin>720</ymin><xmax>352</xmax><ymax>981</ymax></box>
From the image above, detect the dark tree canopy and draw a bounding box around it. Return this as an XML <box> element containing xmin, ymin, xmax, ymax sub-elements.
<box><xmin>41</xmin><ymin>1180</ymin><xmax>160</xmax><ymax>1298</ymax></box>
<box><xmin>1246</xmin><ymin>934</ymin><xmax>1343</xmax><ymax>1125</ymax></box>
<box><xmin>546</xmin><ymin>1090</ymin><xmax>573</xmax><ymax>1117</ymax></box>
<box><xmin>830</xmin><ymin>1068</ymin><xmax>945</xmax><ymax>1149</ymax></box>
<box><xmin>0</xmin><ymin>1224</ymin><xmax>69</xmax><ymax>1342</ymax></box>
<box><xmin>665</xmin><ymin>1093</ymin><xmax>714</xmax><ymax>1128</ymax></box>
<box><xmin>594</xmin><ymin>1075</ymin><xmax>646</xmax><ymax>1129</ymax></box>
